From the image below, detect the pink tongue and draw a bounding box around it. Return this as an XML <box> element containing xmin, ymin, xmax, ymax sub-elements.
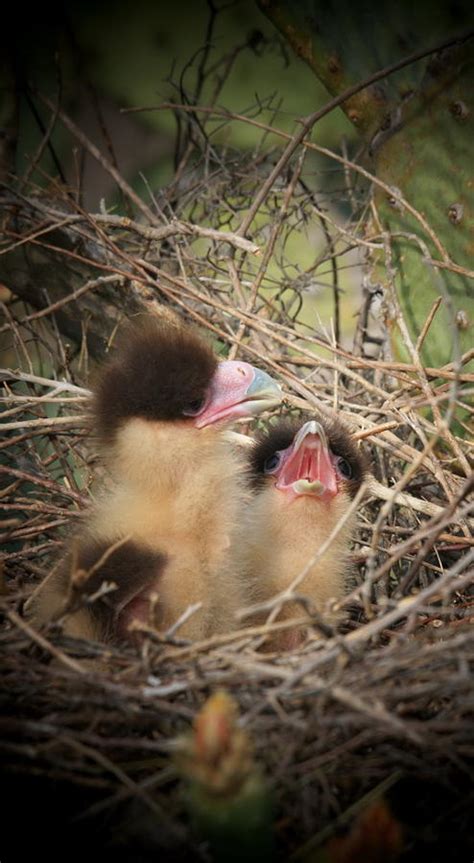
<box><xmin>126</xmin><ymin>594</ymin><xmax>150</xmax><ymax>621</ymax></box>
<box><xmin>283</xmin><ymin>447</ymin><xmax>307</xmax><ymax>484</ymax></box>
<box><xmin>302</xmin><ymin>450</ymin><xmax>313</xmax><ymax>480</ymax></box>
<box><xmin>315</xmin><ymin>447</ymin><xmax>338</xmax><ymax>494</ymax></box>
<box><xmin>277</xmin><ymin>436</ymin><xmax>338</xmax><ymax>495</ymax></box>
<box><xmin>118</xmin><ymin>593</ymin><xmax>153</xmax><ymax>637</ymax></box>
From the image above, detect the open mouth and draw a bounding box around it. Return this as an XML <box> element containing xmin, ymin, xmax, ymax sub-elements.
<box><xmin>117</xmin><ymin>587</ymin><xmax>157</xmax><ymax>637</ymax></box>
<box><xmin>275</xmin><ymin>421</ymin><xmax>338</xmax><ymax>500</ymax></box>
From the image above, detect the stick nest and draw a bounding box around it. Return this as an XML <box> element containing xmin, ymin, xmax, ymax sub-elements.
<box><xmin>1</xmin><ymin>94</ymin><xmax>473</xmax><ymax>861</ymax></box>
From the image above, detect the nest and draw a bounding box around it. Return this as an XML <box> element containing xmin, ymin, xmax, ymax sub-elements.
<box><xmin>1</xmin><ymin>84</ymin><xmax>473</xmax><ymax>862</ymax></box>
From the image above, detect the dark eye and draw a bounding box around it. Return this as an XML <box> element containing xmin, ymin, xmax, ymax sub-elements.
<box><xmin>336</xmin><ymin>457</ymin><xmax>353</xmax><ymax>479</ymax></box>
<box><xmin>263</xmin><ymin>452</ymin><xmax>281</xmax><ymax>473</ymax></box>
<box><xmin>182</xmin><ymin>397</ymin><xmax>206</xmax><ymax>417</ymax></box>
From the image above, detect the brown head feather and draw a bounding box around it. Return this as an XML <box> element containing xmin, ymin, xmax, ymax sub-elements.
<box><xmin>249</xmin><ymin>419</ymin><xmax>299</xmax><ymax>487</ymax></box>
<box><xmin>250</xmin><ymin>415</ymin><xmax>369</xmax><ymax>498</ymax></box>
<box><xmin>67</xmin><ymin>537</ymin><xmax>167</xmax><ymax>641</ymax></box>
<box><xmin>93</xmin><ymin>317</ymin><xmax>217</xmax><ymax>444</ymax></box>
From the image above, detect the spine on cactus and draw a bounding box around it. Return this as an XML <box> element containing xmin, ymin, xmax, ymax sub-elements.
<box><xmin>175</xmin><ymin>690</ymin><xmax>275</xmax><ymax>862</ymax></box>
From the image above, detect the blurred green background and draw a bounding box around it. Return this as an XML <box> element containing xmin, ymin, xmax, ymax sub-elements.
<box><xmin>7</xmin><ymin>0</ymin><xmax>356</xmax><ymax>205</ymax></box>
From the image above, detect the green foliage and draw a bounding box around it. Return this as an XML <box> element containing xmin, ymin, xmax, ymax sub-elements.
<box><xmin>373</xmin><ymin>40</ymin><xmax>474</xmax><ymax>371</ymax></box>
<box><xmin>187</xmin><ymin>773</ymin><xmax>275</xmax><ymax>863</ymax></box>
<box><xmin>259</xmin><ymin>0</ymin><xmax>474</xmax><ymax>382</ymax></box>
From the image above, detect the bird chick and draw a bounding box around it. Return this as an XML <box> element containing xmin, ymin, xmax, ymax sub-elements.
<box><xmin>26</xmin><ymin>316</ymin><xmax>282</xmax><ymax>644</ymax></box>
<box><xmin>242</xmin><ymin>417</ymin><xmax>368</xmax><ymax>649</ymax></box>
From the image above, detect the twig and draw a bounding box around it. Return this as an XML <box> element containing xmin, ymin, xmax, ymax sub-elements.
<box><xmin>5</xmin><ymin>608</ymin><xmax>86</xmax><ymax>674</ymax></box>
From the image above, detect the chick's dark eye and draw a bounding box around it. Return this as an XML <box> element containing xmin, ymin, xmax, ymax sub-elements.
<box><xmin>336</xmin><ymin>457</ymin><xmax>353</xmax><ymax>479</ymax></box>
<box><xmin>263</xmin><ymin>452</ymin><xmax>281</xmax><ymax>473</ymax></box>
<box><xmin>182</xmin><ymin>396</ymin><xmax>206</xmax><ymax>417</ymax></box>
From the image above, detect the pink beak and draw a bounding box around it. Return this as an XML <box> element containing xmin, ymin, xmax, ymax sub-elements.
<box><xmin>193</xmin><ymin>360</ymin><xmax>281</xmax><ymax>428</ymax></box>
<box><xmin>274</xmin><ymin>421</ymin><xmax>338</xmax><ymax>501</ymax></box>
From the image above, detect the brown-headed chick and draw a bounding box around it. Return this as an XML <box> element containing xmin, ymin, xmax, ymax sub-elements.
<box><xmin>242</xmin><ymin>417</ymin><xmax>368</xmax><ymax>649</ymax></box>
<box><xmin>26</xmin><ymin>317</ymin><xmax>281</xmax><ymax>644</ymax></box>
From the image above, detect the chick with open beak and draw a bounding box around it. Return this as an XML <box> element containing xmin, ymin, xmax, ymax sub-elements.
<box><xmin>242</xmin><ymin>417</ymin><xmax>368</xmax><ymax>649</ymax></box>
